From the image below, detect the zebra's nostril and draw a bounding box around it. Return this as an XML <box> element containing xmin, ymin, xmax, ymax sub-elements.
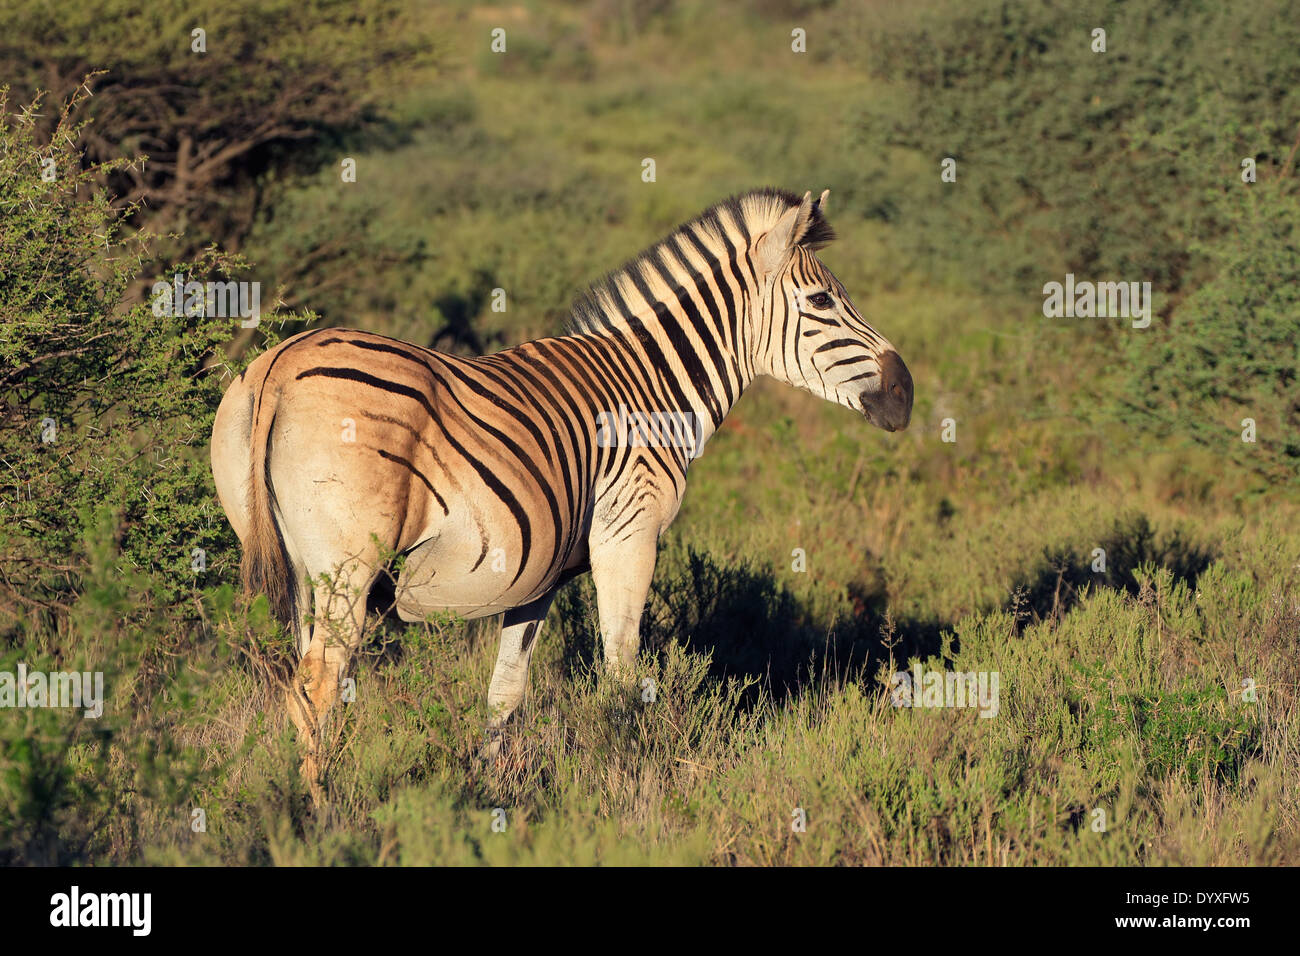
<box><xmin>874</xmin><ymin>350</ymin><xmax>913</xmax><ymax>428</ymax></box>
<box><xmin>879</xmin><ymin>351</ymin><xmax>912</xmax><ymax>396</ymax></box>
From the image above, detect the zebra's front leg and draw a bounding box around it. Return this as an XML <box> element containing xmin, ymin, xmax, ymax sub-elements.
<box><xmin>482</xmin><ymin>588</ymin><xmax>557</xmax><ymax>760</ymax></box>
<box><xmin>590</xmin><ymin>530</ymin><xmax>659</xmax><ymax>683</ymax></box>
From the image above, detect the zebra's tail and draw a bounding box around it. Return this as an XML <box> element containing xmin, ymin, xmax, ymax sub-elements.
<box><xmin>241</xmin><ymin>394</ymin><xmax>298</xmax><ymax>636</ymax></box>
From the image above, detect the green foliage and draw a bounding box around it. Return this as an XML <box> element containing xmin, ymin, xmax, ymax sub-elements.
<box><xmin>1085</xmin><ymin>678</ymin><xmax>1260</xmax><ymax>788</ymax></box>
<box><xmin>1121</xmin><ymin>179</ymin><xmax>1300</xmax><ymax>484</ymax></box>
<box><xmin>0</xmin><ymin>510</ymin><xmax>217</xmax><ymax>865</ymax></box>
<box><xmin>854</xmin><ymin>0</ymin><xmax>1300</xmax><ymax>296</ymax></box>
<box><xmin>0</xmin><ymin>88</ymin><xmax>277</xmax><ymax>622</ymax></box>
<box><xmin>0</xmin><ymin>0</ymin><xmax>444</xmax><ymax>261</ymax></box>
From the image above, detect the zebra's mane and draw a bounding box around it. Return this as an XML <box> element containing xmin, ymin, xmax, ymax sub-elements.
<box><xmin>565</xmin><ymin>187</ymin><xmax>835</xmax><ymax>335</ymax></box>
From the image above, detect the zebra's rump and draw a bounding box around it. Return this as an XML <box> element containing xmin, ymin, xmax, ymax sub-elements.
<box><xmin>245</xmin><ymin>328</ymin><xmax>599</xmax><ymax>612</ymax></box>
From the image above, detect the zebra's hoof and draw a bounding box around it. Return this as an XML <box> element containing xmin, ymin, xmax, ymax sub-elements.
<box><xmin>478</xmin><ymin>727</ymin><xmax>505</xmax><ymax>763</ymax></box>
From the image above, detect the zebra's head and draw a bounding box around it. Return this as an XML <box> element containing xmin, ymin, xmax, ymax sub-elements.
<box><xmin>751</xmin><ymin>189</ymin><xmax>913</xmax><ymax>433</ymax></box>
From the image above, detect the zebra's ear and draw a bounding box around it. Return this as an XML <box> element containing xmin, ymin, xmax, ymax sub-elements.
<box><xmin>815</xmin><ymin>188</ymin><xmax>829</xmax><ymax>215</ymax></box>
<box><xmin>755</xmin><ymin>191</ymin><xmax>815</xmax><ymax>274</ymax></box>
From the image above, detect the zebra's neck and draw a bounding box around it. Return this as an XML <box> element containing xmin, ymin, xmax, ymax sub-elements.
<box><xmin>558</xmin><ymin>192</ymin><xmax>815</xmax><ymax>454</ymax></box>
<box><xmin>569</xmin><ymin>271</ymin><xmax>759</xmax><ymax>454</ymax></box>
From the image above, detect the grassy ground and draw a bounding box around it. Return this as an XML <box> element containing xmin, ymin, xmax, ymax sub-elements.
<box><xmin>111</xmin><ymin>511</ymin><xmax>1299</xmax><ymax>865</ymax></box>
<box><xmin>3</xmin><ymin>0</ymin><xmax>1297</xmax><ymax>864</ymax></box>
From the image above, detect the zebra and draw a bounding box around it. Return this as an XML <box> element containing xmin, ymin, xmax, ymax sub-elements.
<box><xmin>210</xmin><ymin>187</ymin><xmax>912</xmax><ymax>778</ymax></box>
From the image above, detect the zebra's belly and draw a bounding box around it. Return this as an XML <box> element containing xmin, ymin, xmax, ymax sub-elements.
<box><xmin>391</xmin><ymin>513</ymin><xmax>585</xmax><ymax>621</ymax></box>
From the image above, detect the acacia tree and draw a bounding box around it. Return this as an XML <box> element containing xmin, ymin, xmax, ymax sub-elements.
<box><xmin>0</xmin><ymin>0</ymin><xmax>442</xmax><ymax>263</ymax></box>
<box><xmin>0</xmin><ymin>87</ymin><xmax>288</xmax><ymax>626</ymax></box>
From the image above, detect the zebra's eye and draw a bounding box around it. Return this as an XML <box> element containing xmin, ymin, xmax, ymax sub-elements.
<box><xmin>806</xmin><ymin>292</ymin><xmax>833</xmax><ymax>309</ymax></box>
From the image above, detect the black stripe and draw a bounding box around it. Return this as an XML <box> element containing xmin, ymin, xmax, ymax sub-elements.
<box><xmin>812</xmin><ymin>338</ymin><xmax>864</xmax><ymax>355</ymax></box>
<box><xmin>609</xmin><ymin>274</ymin><xmax>718</xmax><ymax>430</ymax></box>
<box><xmin>296</xmin><ymin>366</ymin><xmax>436</xmax><ymax>415</ymax></box>
<box><xmin>646</xmin><ymin>248</ymin><xmax>735</xmax><ymax>408</ymax></box>
<box><xmin>479</xmin><ymin>352</ymin><xmax>587</xmax><ymax>569</ymax></box>
<box><xmin>300</xmin><ymin>366</ymin><xmax>533</xmax><ymax>588</ymax></box>
<box><xmin>430</xmin><ymin>372</ymin><xmax>565</xmax><ymax>585</ymax></box>
<box><xmin>608</xmin><ymin>506</ymin><xmax>646</xmax><ymax>542</ymax></box>
<box><xmin>842</xmin><ymin>371</ymin><xmax>880</xmax><ymax>385</ymax></box>
<box><xmin>520</xmin><ymin>621</ymin><xmax>540</xmax><ymax>653</ymax></box>
<box><xmin>825</xmin><ymin>354</ymin><xmax>871</xmax><ymax>371</ymax></box>
<box><xmin>376</xmin><ymin>449</ymin><xmax>448</xmax><ymax>514</ymax></box>
<box><xmin>318</xmin><ymin>336</ymin><xmax>432</xmax><ymax>371</ymax></box>
<box><xmin>360</xmin><ymin>412</ymin><xmax>490</xmax><ymax>573</ymax></box>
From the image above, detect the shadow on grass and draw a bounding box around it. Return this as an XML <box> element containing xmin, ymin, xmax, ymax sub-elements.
<box><xmin>551</xmin><ymin>546</ymin><xmax>948</xmax><ymax>705</ymax></box>
<box><xmin>1011</xmin><ymin>513</ymin><xmax>1215</xmax><ymax>625</ymax></box>
<box><xmin>361</xmin><ymin>513</ymin><xmax>1216</xmax><ymax>709</ymax></box>
<box><xmin>550</xmin><ymin>513</ymin><xmax>1217</xmax><ymax>706</ymax></box>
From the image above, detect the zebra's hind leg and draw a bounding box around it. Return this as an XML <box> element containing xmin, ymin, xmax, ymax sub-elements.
<box><xmin>481</xmin><ymin>588</ymin><xmax>557</xmax><ymax>762</ymax></box>
<box><xmin>292</xmin><ymin>558</ymin><xmax>314</xmax><ymax>657</ymax></box>
<box><xmin>287</xmin><ymin>567</ymin><xmax>377</xmax><ymax>793</ymax></box>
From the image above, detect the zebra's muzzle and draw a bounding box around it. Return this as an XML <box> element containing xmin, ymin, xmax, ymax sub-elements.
<box><xmin>860</xmin><ymin>350</ymin><xmax>913</xmax><ymax>432</ymax></box>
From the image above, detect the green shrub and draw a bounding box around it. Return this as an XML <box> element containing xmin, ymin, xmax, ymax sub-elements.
<box><xmin>1121</xmin><ymin>179</ymin><xmax>1300</xmax><ymax>485</ymax></box>
<box><xmin>854</xmin><ymin>0</ymin><xmax>1300</xmax><ymax>296</ymax></box>
<box><xmin>0</xmin><ymin>87</ymin><xmax>280</xmax><ymax>624</ymax></box>
<box><xmin>0</xmin><ymin>0</ymin><xmax>444</xmax><ymax>263</ymax></box>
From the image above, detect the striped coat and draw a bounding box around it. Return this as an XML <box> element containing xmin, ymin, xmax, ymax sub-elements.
<box><xmin>211</xmin><ymin>187</ymin><xmax>912</xmax><ymax>776</ymax></box>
